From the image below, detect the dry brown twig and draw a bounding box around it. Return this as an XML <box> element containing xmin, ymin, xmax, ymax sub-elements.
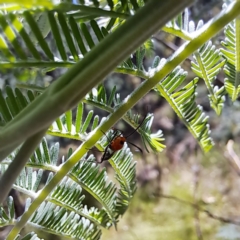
<box><xmin>160</xmin><ymin>194</ymin><xmax>240</xmax><ymax>226</ymax></box>
<box><xmin>192</xmin><ymin>164</ymin><xmax>203</xmax><ymax>240</ymax></box>
<box><xmin>225</xmin><ymin>140</ymin><xmax>240</xmax><ymax>175</ymax></box>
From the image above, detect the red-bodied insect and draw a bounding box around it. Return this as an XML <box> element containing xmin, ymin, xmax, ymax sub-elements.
<box><xmin>99</xmin><ymin>114</ymin><xmax>147</xmax><ymax>163</ymax></box>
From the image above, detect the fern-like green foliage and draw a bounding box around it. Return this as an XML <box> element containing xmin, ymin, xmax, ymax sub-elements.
<box><xmin>162</xmin><ymin>8</ymin><xmax>193</xmax><ymax>40</ymax></box>
<box><xmin>1</xmin><ymin>0</ymin><xmax>240</xmax><ymax>239</ymax></box>
<box><xmin>119</xmin><ymin>50</ymin><xmax>214</xmax><ymax>152</ymax></box>
<box><xmin>221</xmin><ymin>12</ymin><xmax>240</xmax><ymax>101</ymax></box>
<box><xmin>0</xmin><ymin>2</ymin><xmax>215</xmax><ymax>155</ymax></box>
<box><xmin>0</xmin><ymin>196</ymin><xmax>15</xmax><ymax>225</ymax></box>
<box><xmin>1</xmin><ymin>136</ymin><xmax>137</xmax><ymax>238</ymax></box>
<box><xmin>154</xmin><ymin>64</ymin><xmax>213</xmax><ymax>152</ymax></box>
<box><xmin>0</xmin><ymin>83</ymin><xmax>164</xmax><ymax>153</ymax></box>
<box><xmin>17</xmin><ymin>232</ymin><xmax>42</xmax><ymax>240</ymax></box>
<box><xmin>0</xmin><ymin>0</ymin><xmax>148</xmax><ymax>70</ymax></box>
<box><xmin>192</xmin><ymin>41</ymin><xmax>226</xmax><ymax>115</ymax></box>
<box><xmin>0</xmin><ymin>86</ymin><xmax>37</xmax><ymax>125</ymax></box>
<box><xmin>0</xmin><ymin>84</ymin><xmax>162</xmax><ymax>238</ymax></box>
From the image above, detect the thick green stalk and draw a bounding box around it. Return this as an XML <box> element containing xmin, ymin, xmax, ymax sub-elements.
<box><xmin>7</xmin><ymin>2</ymin><xmax>240</xmax><ymax>238</ymax></box>
<box><xmin>0</xmin><ymin>0</ymin><xmax>192</xmax><ymax>159</ymax></box>
<box><xmin>0</xmin><ymin>129</ymin><xmax>47</xmax><ymax>203</ymax></box>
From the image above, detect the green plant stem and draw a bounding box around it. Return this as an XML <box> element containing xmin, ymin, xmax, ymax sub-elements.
<box><xmin>0</xmin><ymin>0</ymin><xmax>191</xmax><ymax>160</ymax></box>
<box><xmin>0</xmin><ymin>129</ymin><xmax>47</xmax><ymax>203</ymax></box>
<box><xmin>64</xmin><ymin>4</ymin><xmax>129</xmax><ymax>19</ymax></box>
<box><xmin>0</xmin><ymin>61</ymin><xmax>75</xmax><ymax>68</ymax></box>
<box><xmin>16</xmin><ymin>83</ymin><xmax>150</xmax><ymax>142</ymax></box>
<box><xmin>162</xmin><ymin>26</ymin><xmax>192</xmax><ymax>41</ymax></box>
<box><xmin>7</xmin><ymin>2</ymin><xmax>240</xmax><ymax>238</ymax></box>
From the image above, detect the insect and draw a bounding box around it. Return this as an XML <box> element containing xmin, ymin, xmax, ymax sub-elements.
<box><xmin>99</xmin><ymin>114</ymin><xmax>147</xmax><ymax>163</ymax></box>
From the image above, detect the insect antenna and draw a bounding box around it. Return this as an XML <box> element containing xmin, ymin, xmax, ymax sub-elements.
<box><xmin>123</xmin><ymin>113</ymin><xmax>148</xmax><ymax>153</ymax></box>
<box><xmin>126</xmin><ymin>141</ymin><xmax>143</xmax><ymax>153</ymax></box>
<box><xmin>125</xmin><ymin>113</ymin><xmax>147</xmax><ymax>139</ymax></box>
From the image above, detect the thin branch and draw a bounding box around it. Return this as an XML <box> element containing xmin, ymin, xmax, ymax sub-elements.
<box><xmin>192</xmin><ymin>164</ymin><xmax>203</xmax><ymax>240</ymax></box>
<box><xmin>152</xmin><ymin>35</ymin><xmax>194</xmax><ymax>62</ymax></box>
<box><xmin>160</xmin><ymin>194</ymin><xmax>240</xmax><ymax>225</ymax></box>
<box><xmin>225</xmin><ymin>139</ymin><xmax>240</xmax><ymax>175</ymax></box>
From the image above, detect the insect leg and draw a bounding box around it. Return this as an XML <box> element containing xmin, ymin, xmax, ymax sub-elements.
<box><xmin>127</xmin><ymin>141</ymin><xmax>143</xmax><ymax>153</ymax></box>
